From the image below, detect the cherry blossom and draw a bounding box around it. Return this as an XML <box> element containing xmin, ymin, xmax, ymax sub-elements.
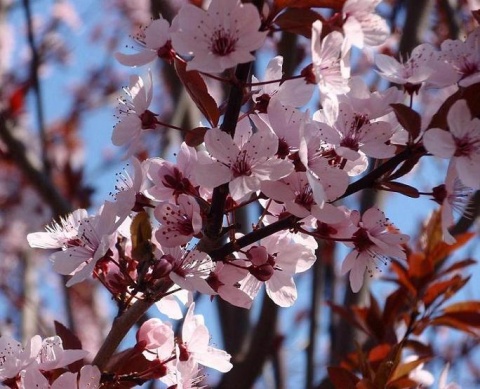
<box><xmin>111</xmin><ymin>157</ymin><xmax>148</xmax><ymax>223</ymax></box>
<box><xmin>440</xmin><ymin>27</ymin><xmax>480</xmax><ymax>87</ymax></box>
<box><xmin>166</xmin><ymin>248</ymin><xmax>216</xmax><ymax>296</ymax></box>
<box><xmin>341</xmin><ymin>0</ymin><xmax>390</xmax><ymax>50</ymax></box>
<box><xmin>333</xmin><ymin>101</ymin><xmax>396</xmax><ymax>160</ymax></box>
<box><xmin>115</xmin><ymin>18</ymin><xmax>174</xmax><ymax>66</ymax></box>
<box><xmin>340</xmin><ymin>207</ymin><xmax>409</xmax><ymax>293</ymax></box>
<box><xmin>112</xmin><ymin>71</ymin><xmax>158</xmax><ymax>155</ymax></box>
<box><xmin>34</xmin><ymin>335</ymin><xmax>87</xmax><ymax>371</ymax></box>
<box><xmin>250</xmin><ymin>100</ymin><xmax>307</xmax><ymax>157</ymax></box>
<box><xmin>50</xmin><ymin>202</ymin><xmax>118</xmax><ymax>286</ymax></box>
<box><xmin>145</xmin><ymin>142</ymin><xmax>200</xmax><ymax>202</ymax></box>
<box><xmin>137</xmin><ymin>318</ymin><xmax>175</xmax><ymax>362</ymax></box>
<box><xmin>261</xmin><ymin>171</ymin><xmax>345</xmax><ymax>223</ymax></box>
<box><xmin>195</xmin><ymin>121</ymin><xmax>293</xmax><ymax>202</ymax></box>
<box><xmin>298</xmin><ymin>121</ymin><xmax>349</xmax><ymax>205</ymax></box>
<box><xmin>310</xmin><ymin>20</ymin><xmax>350</xmax><ymax>95</ymax></box>
<box><xmin>171</xmin><ymin>0</ymin><xmax>267</xmax><ymax>73</ymax></box>
<box><xmin>0</xmin><ymin>335</ymin><xmax>39</xmax><ymax>381</ymax></box>
<box><xmin>154</xmin><ymin>194</ymin><xmax>202</xmax><ymax>247</ymax></box>
<box><xmin>423</xmin><ymin>99</ymin><xmax>480</xmax><ymax>189</ymax></box>
<box><xmin>160</xmin><ymin>351</ymin><xmax>203</xmax><ymax>389</ymax></box>
<box><xmin>251</xmin><ymin>56</ymin><xmax>314</xmax><ymax>111</ymax></box>
<box><xmin>27</xmin><ymin>209</ymin><xmax>88</xmax><ymax>249</ymax></box>
<box><xmin>375</xmin><ymin>44</ymin><xmax>444</xmax><ymax>93</ymax></box>
<box><xmin>206</xmin><ymin>261</ymin><xmax>252</xmax><ymax>308</ymax></box>
<box><xmin>239</xmin><ymin>233</ymin><xmax>316</xmax><ymax>307</ymax></box>
<box><xmin>178</xmin><ymin>303</ymin><xmax>233</xmax><ymax>373</ymax></box>
<box><xmin>431</xmin><ymin>166</ymin><xmax>474</xmax><ymax>244</ymax></box>
<box><xmin>20</xmin><ymin>365</ymin><xmax>101</xmax><ymax>389</ymax></box>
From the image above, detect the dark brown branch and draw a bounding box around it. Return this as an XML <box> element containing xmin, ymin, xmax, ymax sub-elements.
<box><xmin>209</xmin><ymin>215</ymin><xmax>298</xmax><ymax>260</ymax></box>
<box><xmin>0</xmin><ymin>114</ymin><xmax>72</xmax><ymax>217</ymax></box>
<box><xmin>337</xmin><ymin>146</ymin><xmax>424</xmax><ymax>201</ymax></box>
<box><xmin>22</xmin><ymin>0</ymin><xmax>49</xmax><ymax>174</ymax></box>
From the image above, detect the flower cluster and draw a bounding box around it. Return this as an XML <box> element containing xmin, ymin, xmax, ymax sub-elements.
<box><xmin>21</xmin><ymin>0</ymin><xmax>480</xmax><ymax>387</ymax></box>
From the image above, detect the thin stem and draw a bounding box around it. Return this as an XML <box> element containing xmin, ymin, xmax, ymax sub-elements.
<box><xmin>247</xmin><ymin>74</ymin><xmax>304</xmax><ymax>87</ymax></box>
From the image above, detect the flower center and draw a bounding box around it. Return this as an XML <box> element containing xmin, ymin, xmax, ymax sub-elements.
<box><xmin>210</xmin><ymin>28</ymin><xmax>237</xmax><ymax>56</ymax></box>
<box><xmin>232</xmin><ymin>152</ymin><xmax>252</xmax><ymax>177</ymax></box>
<box><xmin>352</xmin><ymin>228</ymin><xmax>374</xmax><ymax>252</ymax></box>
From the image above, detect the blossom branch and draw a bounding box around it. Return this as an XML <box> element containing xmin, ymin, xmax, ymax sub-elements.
<box><xmin>337</xmin><ymin>145</ymin><xmax>425</xmax><ymax>201</ymax></box>
<box><xmin>203</xmin><ymin>62</ymin><xmax>253</xmax><ymax>243</ymax></box>
<box><xmin>209</xmin><ymin>215</ymin><xmax>299</xmax><ymax>260</ymax></box>
<box><xmin>92</xmin><ymin>298</ymin><xmax>155</xmax><ymax>371</ymax></box>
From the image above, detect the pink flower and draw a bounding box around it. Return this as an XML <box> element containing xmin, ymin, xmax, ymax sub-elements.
<box><xmin>298</xmin><ymin>122</ymin><xmax>349</xmax><ymax>205</ymax></box>
<box><xmin>34</xmin><ymin>335</ymin><xmax>87</xmax><ymax>371</ymax></box>
<box><xmin>333</xmin><ymin>101</ymin><xmax>396</xmax><ymax>160</ymax></box>
<box><xmin>261</xmin><ymin>171</ymin><xmax>345</xmax><ymax>222</ymax></box>
<box><xmin>250</xmin><ymin>99</ymin><xmax>306</xmax><ymax>157</ymax></box>
<box><xmin>196</xmin><ymin>122</ymin><xmax>293</xmax><ymax>202</ymax></box>
<box><xmin>206</xmin><ymin>261</ymin><xmax>252</xmax><ymax>308</ymax></box>
<box><xmin>423</xmin><ymin>99</ymin><xmax>480</xmax><ymax>189</ymax></box>
<box><xmin>431</xmin><ymin>166</ymin><xmax>473</xmax><ymax>244</ymax></box>
<box><xmin>0</xmin><ymin>335</ymin><xmax>39</xmax><ymax>380</ymax></box>
<box><xmin>145</xmin><ymin>143</ymin><xmax>200</xmax><ymax>202</ymax></box>
<box><xmin>115</xmin><ymin>18</ymin><xmax>174</xmax><ymax>66</ymax></box>
<box><xmin>178</xmin><ymin>303</ymin><xmax>233</xmax><ymax>373</ymax></box>
<box><xmin>112</xmin><ymin>71</ymin><xmax>158</xmax><ymax>155</ymax></box>
<box><xmin>27</xmin><ymin>209</ymin><xmax>88</xmax><ymax>249</ymax></box>
<box><xmin>440</xmin><ymin>27</ymin><xmax>480</xmax><ymax>87</ymax></box>
<box><xmin>154</xmin><ymin>195</ymin><xmax>202</xmax><ymax>247</ymax></box>
<box><xmin>20</xmin><ymin>365</ymin><xmax>101</xmax><ymax>389</ymax></box>
<box><xmin>375</xmin><ymin>44</ymin><xmax>440</xmax><ymax>92</ymax></box>
<box><xmin>340</xmin><ymin>207</ymin><xmax>409</xmax><ymax>293</ymax></box>
<box><xmin>342</xmin><ymin>0</ymin><xmax>390</xmax><ymax>50</ymax></box>
<box><xmin>111</xmin><ymin>157</ymin><xmax>147</xmax><ymax>222</ymax></box>
<box><xmin>310</xmin><ymin>20</ymin><xmax>350</xmax><ymax>95</ymax></box>
<box><xmin>251</xmin><ymin>56</ymin><xmax>314</xmax><ymax>110</ymax></box>
<box><xmin>239</xmin><ymin>234</ymin><xmax>316</xmax><ymax>307</ymax></box>
<box><xmin>160</xmin><ymin>354</ymin><xmax>203</xmax><ymax>389</ymax></box>
<box><xmin>51</xmin><ymin>202</ymin><xmax>118</xmax><ymax>286</ymax></box>
<box><xmin>164</xmin><ymin>248</ymin><xmax>216</xmax><ymax>296</ymax></box>
<box><xmin>171</xmin><ymin>0</ymin><xmax>266</xmax><ymax>73</ymax></box>
<box><xmin>137</xmin><ymin>318</ymin><xmax>175</xmax><ymax>361</ymax></box>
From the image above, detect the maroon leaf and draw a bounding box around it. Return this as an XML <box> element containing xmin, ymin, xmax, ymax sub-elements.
<box><xmin>185</xmin><ymin>126</ymin><xmax>208</xmax><ymax>147</ymax></box>
<box><xmin>391</xmin><ymin>104</ymin><xmax>421</xmax><ymax>143</ymax></box>
<box><xmin>274</xmin><ymin>0</ymin><xmax>345</xmax><ymax>11</ymax></box>
<box><xmin>274</xmin><ymin>8</ymin><xmax>323</xmax><ymax>38</ymax></box>
<box><xmin>328</xmin><ymin>366</ymin><xmax>359</xmax><ymax>389</ymax></box>
<box><xmin>174</xmin><ymin>59</ymin><xmax>220</xmax><ymax>127</ymax></box>
<box><xmin>54</xmin><ymin>321</ymin><xmax>84</xmax><ymax>373</ymax></box>
<box><xmin>378</xmin><ymin>181</ymin><xmax>420</xmax><ymax>198</ymax></box>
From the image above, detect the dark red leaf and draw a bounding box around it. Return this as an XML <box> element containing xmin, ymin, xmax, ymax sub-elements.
<box><xmin>327</xmin><ymin>366</ymin><xmax>359</xmax><ymax>389</ymax></box>
<box><xmin>378</xmin><ymin>181</ymin><xmax>420</xmax><ymax>198</ymax></box>
<box><xmin>54</xmin><ymin>321</ymin><xmax>84</xmax><ymax>373</ymax></box>
<box><xmin>274</xmin><ymin>8</ymin><xmax>323</xmax><ymax>37</ymax></box>
<box><xmin>274</xmin><ymin>0</ymin><xmax>346</xmax><ymax>11</ymax></box>
<box><xmin>391</xmin><ymin>104</ymin><xmax>421</xmax><ymax>143</ymax></box>
<box><xmin>174</xmin><ymin>59</ymin><xmax>220</xmax><ymax>127</ymax></box>
<box><xmin>185</xmin><ymin>126</ymin><xmax>208</xmax><ymax>147</ymax></box>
